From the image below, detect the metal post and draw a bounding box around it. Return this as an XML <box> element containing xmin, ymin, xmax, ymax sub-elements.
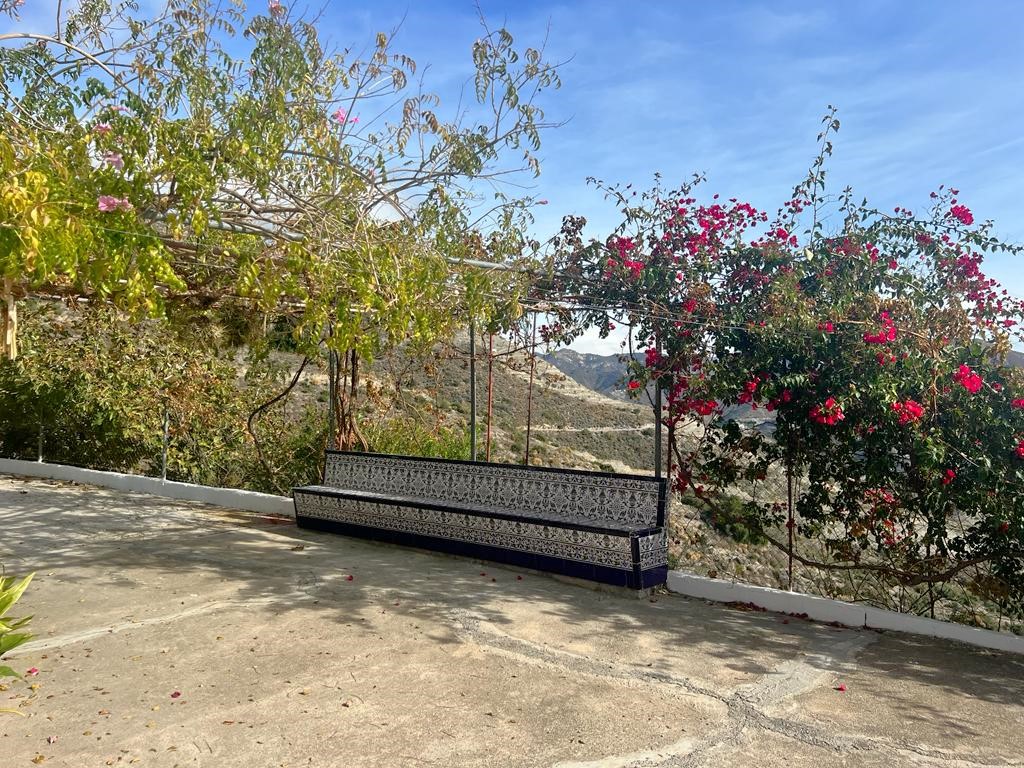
<box><xmin>161</xmin><ymin>409</ymin><xmax>169</xmax><ymax>481</ymax></box>
<box><xmin>485</xmin><ymin>332</ymin><xmax>494</xmax><ymax>462</ymax></box>
<box><xmin>469</xmin><ymin>320</ymin><xmax>477</xmax><ymax>461</ymax></box>
<box><xmin>37</xmin><ymin>423</ymin><xmax>43</xmax><ymax>463</ymax></box>
<box><xmin>654</xmin><ymin>383</ymin><xmax>663</xmax><ymax>479</ymax></box>
<box><xmin>524</xmin><ymin>313</ymin><xmax>538</xmax><ymax>465</ymax></box>
<box><xmin>327</xmin><ymin>348</ymin><xmax>336</xmax><ymax>450</ymax></box>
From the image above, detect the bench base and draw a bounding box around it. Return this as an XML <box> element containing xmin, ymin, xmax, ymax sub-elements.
<box><xmin>296</xmin><ymin>513</ymin><xmax>668</xmax><ymax>590</ymax></box>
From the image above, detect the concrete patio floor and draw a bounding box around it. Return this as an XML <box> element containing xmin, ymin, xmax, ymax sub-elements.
<box><xmin>1</xmin><ymin>474</ymin><xmax>1022</xmax><ymax>768</ymax></box>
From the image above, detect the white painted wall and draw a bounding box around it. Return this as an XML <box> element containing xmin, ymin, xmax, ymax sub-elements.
<box><xmin>667</xmin><ymin>571</ymin><xmax>1024</xmax><ymax>655</ymax></box>
<box><xmin>0</xmin><ymin>458</ymin><xmax>294</xmax><ymax>517</ymax></box>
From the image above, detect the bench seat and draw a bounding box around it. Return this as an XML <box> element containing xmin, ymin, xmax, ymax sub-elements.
<box><xmin>293</xmin><ymin>452</ymin><xmax>669</xmax><ymax>590</ymax></box>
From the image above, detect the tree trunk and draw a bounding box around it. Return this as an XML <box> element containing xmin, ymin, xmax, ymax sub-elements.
<box><xmin>332</xmin><ymin>348</ymin><xmax>369</xmax><ymax>452</ymax></box>
<box><xmin>2</xmin><ymin>278</ymin><xmax>16</xmax><ymax>360</ymax></box>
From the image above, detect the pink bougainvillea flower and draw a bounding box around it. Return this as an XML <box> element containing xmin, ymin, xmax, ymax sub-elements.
<box><xmin>942</xmin><ymin>469</ymin><xmax>956</xmax><ymax>485</ymax></box>
<box><xmin>26</xmin><ymin>667</ymin><xmax>39</xmax><ymax>676</ymax></box>
<box><xmin>97</xmin><ymin>195</ymin><xmax>119</xmax><ymax>212</ymax></box>
<box><xmin>1016</xmin><ymin>440</ymin><xmax>1024</xmax><ymax>459</ymax></box>
<box><xmin>268</xmin><ymin>0</ymin><xmax>285</xmax><ymax>16</ymax></box>
<box><xmin>345</xmin><ymin>574</ymin><xmax>355</xmax><ymax>581</ymax></box>
<box><xmin>891</xmin><ymin>399</ymin><xmax>925</xmax><ymax>425</ymax></box>
<box><xmin>627</xmin><ymin>380</ymin><xmax>642</xmax><ymax>391</ymax></box>
<box><xmin>835</xmin><ymin>683</ymin><xmax>847</xmax><ymax>692</ymax></box>
<box><xmin>1012</xmin><ymin>398</ymin><xmax>1024</xmax><ymax>409</ymax></box>
<box><xmin>170</xmin><ymin>690</ymin><xmax>181</xmax><ymax>699</ymax></box>
<box><xmin>953</xmin><ymin>364</ymin><xmax>983</xmax><ymax>394</ymax></box>
<box><xmin>809</xmin><ymin>397</ymin><xmax>844</xmax><ymax>425</ymax></box>
<box><xmin>1001</xmin><ymin>521</ymin><xmax>1011</xmax><ymax>533</ymax></box>
<box><xmin>949</xmin><ymin>204</ymin><xmax>974</xmax><ymax>226</ymax></box>
<box><xmin>103</xmin><ymin>151</ymin><xmax>124</xmax><ymax>170</ymax></box>
<box><xmin>537</xmin><ymin>199</ymin><xmax>549</xmax><ymax>205</ymax></box>
<box><xmin>331</xmin><ymin>107</ymin><xmax>347</xmax><ymax>123</ymax></box>
<box><xmin>97</xmin><ymin>195</ymin><xmax>133</xmax><ymax>212</ymax></box>
<box><xmin>888</xmin><ymin>259</ymin><xmax>898</xmax><ymax>270</ymax></box>
<box><xmin>863</xmin><ymin>311</ymin><xmax>898</xmax><ymax>344</ymax></box>
<box><xmin>93</xmin><ymin>122</ymin><xmax>112</xmax><ymax>136</ymax></box>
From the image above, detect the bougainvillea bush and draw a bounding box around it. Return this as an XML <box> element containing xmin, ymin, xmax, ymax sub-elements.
<box><xmin>545</xmin><ymin>112</ymin><xmax>1024</xmax><ymax>626</ymax></box>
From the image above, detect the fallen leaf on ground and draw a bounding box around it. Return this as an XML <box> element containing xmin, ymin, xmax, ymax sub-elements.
<box><xmin>835</xmin><ymin>683</ymin><xmax>847</xmax><ymax>692</ymax></box>
<box><xmin>345</xmin><ymin>575</ymin><xmax>354</xmax><ymax>581</ymax></box>
<box><xmin>46</xmin><ymin>736</ymin><xmax>57</xmax><ymax>744</ymax></box>
<box><xmin>170</xmin><ymin>691</ymin><xmax>181</xmax><ymax>699</ymax></box>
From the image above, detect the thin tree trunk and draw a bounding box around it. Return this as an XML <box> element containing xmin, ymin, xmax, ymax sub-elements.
<box><xmin>2</xmin><ymin>278</ymin><xmax>16</xmax><ymax>360</ymax></box>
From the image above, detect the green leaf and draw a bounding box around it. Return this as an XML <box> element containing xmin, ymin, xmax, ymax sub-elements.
<box><xmin>0</xmin><ymin>666</ymin><xmax>22</xmax><ymax>680</ymax></box>
<box><xmin>0</xmin><ymin>574</ymin><xmax>33</xmax><ymax>619</ymax></box>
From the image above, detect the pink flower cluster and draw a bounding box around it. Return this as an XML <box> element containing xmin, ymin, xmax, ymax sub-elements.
<box><xmin>891</xmin><ymin>399</ymin><xmax>925</xmax><ymax>425</ymax></box>
<box><xmin>810</xmin><ymin>397</ymin><xmax>844</xmax><ymax>426</ymax></box>
<box><xmin>942</xmin><ymin>469</ymin><xmax>956</xmax><ymax>486</ymax></box>
<box><xmin>737</xmin><ymin>375</ymin><xmax>762</xmax><ymax>405</ymax></box>
<box><xmin>949</xmin><ymin>204</ymin><xmax>974</xmax><ymax>226</ymax></box>
<box><xmin>1012</xmin><ymin>398</ymin><xmax>1024</xmax><ymax>409</ymax></box>
<box><xmin>765</xmin><ymin>389</ymin><xmax>792</xmax><ymax>412</ymax></box>
<box><xmin>953</xmin><ymin>364</ymin><xmax>984</xmax><ymax>394</ymax></box>
<box><xmin>97</xmin><ymin>195</ymin><xmax>133</xmax><ymax>212</ymax></box>
<box><xmin>863</xmin><ymin>311</ymin><xmax>897</xmax><ymax>344</ymax></box>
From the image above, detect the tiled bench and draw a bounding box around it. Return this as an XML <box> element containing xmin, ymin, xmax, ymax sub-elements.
<box><xmin>293</xmin><ymin>451</ymin><xmax>669</xmax><ymax>589</ymax></box>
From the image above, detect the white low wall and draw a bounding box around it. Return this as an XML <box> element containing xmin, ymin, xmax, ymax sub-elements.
<box><xmin>0</xmin><ymin>458</ymin><xmax>294</xmax><ymax>517</ymax></box>
<box><xmin>667</xmin><ymin>571</ymin><xmax>1024</xmax><ymax>655</ymax></box>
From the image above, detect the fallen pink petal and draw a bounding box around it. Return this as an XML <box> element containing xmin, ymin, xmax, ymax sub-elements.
<box><xmin>26</xmin><ymin>667</ymin><xmax>39</xmax><ymax>676</ymax></box>
<box><xmin>170</xmin><ymin>690</ymin><xmax>182</xmax><ymax>698</ymax></box>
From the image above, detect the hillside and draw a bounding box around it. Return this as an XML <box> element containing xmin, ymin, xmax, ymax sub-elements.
<box><xmin>281</xmin><ymin>336</ymin><xmax>661</xmax><ymax>474</ymax></box>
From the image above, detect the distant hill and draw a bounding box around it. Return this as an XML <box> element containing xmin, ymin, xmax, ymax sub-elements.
<box><xmin>542</xmin><ymin>349</ymin><xmax>636</xmax><ymax>401</ymax></box>
<box><xmin>1008</xmin><ymin>350</ymin><xmax>1024</xmax><ymax>368</ymax></box>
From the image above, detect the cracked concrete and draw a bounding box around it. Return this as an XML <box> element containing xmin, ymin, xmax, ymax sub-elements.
<box><xmin>1</xmin><ymin>475</ymin><xmax>1022</xmax><ymax>767</ymax></box>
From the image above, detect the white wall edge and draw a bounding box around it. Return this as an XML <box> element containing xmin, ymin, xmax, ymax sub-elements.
<box><xmin>667</xmin><ymin>570</ymin><xmax>1024</xmax><ymax>656</ymax></box>
<box><xmin>0</xmin><ymin>458</ymin><xmax>295</xmax><ymax>518</ymax></box>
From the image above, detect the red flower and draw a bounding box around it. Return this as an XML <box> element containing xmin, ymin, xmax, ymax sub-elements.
<box><xmin>835</xmin><ymin>683</ymin><xmax>847</xmax><ymax>692</ymax></box>
<box><xmin>1012</xmin><ymin>398</ymin><xmax>1024</xmax><ymax>409</ymax></box>
<box><xmin>1000</xmin><ymin>521</ymin><xmax>1011</xmax><ymax>533</ymax></box>
<box><xmin>810</xmin><ymin>398</ymin><xmax>844</xmax><ymax>425</ymax></box>
<box><xmin>950</xmin><ymin>204</ymin><xmax>974</xmax><ymax>226</ymax></box>
<box><xmin>26</xmin><ymin>667</ymin><xmax>39</xmax><ymax>677</ymax></box>
<box><xmin>627</xmin><ymin>380</ymin><xmax>642</xmax><ymax>391</ymax></box>
<box><xmin>1016</xmin><ymin>441</ymin><xmax>1024</xmax><ymax>459</ymax></box>
<box><xmin>345</xmin><ymin>574</ymin><xmax>355</xmax><ymax>581</ymax></box>
<box><xmin>891</xmin><ymin>399</ymin><xmax>925</xmax><ymax>425</ymax></box>
<box><xmin>942</xmin><ymin>469</ymin><xmax>956</xmax><ymax>485</ymax></box>
<box><xmin>864</xmin><ymin>311</ymin><xmax>898</xmax><ymax>344</ymax></box>
<box><xmin>170</xmin><ymin>691</ymin><xmax>182</xmax><ymax>699</ymax></box>
<box><xmin>953</xmin><ymin>364</ymin><xmax>984</xmax><ymax>394</ymax></box>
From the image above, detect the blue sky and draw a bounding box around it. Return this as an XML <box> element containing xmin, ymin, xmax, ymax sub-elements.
<box><xmin>6</xmin><ymin>1</ymin><xmax>1023</xmax><ymax>353</ymax></box>
<box><xmin>325</xmin><ymin>0</ymin><xmax>1024</xmax><ymax>352</ymax></box>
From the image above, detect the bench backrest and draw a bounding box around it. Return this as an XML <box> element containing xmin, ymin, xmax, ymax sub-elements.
<box><xmin>322</xmin><ymin>451</ymin><xmax>665</xmax><ymax>529</ymax></box>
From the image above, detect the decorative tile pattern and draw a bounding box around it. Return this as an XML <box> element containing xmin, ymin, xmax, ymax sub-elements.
<box><xmin>324</xmin><ymin>452</ymin><xmax>663</xmax><ymax>528</ymax></box>
<box><xmin>294</xmin><ymin>491</ymin><xmax>637</xmax><ymax>569</ymax></box>
<box><xmin>296</xmin><ymin>452</ymin><xmax>669</xmax><ymax>588</ymax></box>
<box><xmin>638</xmin><ymin>530</ymin><xmax>669</xmax><ymax>571</ymax></box>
